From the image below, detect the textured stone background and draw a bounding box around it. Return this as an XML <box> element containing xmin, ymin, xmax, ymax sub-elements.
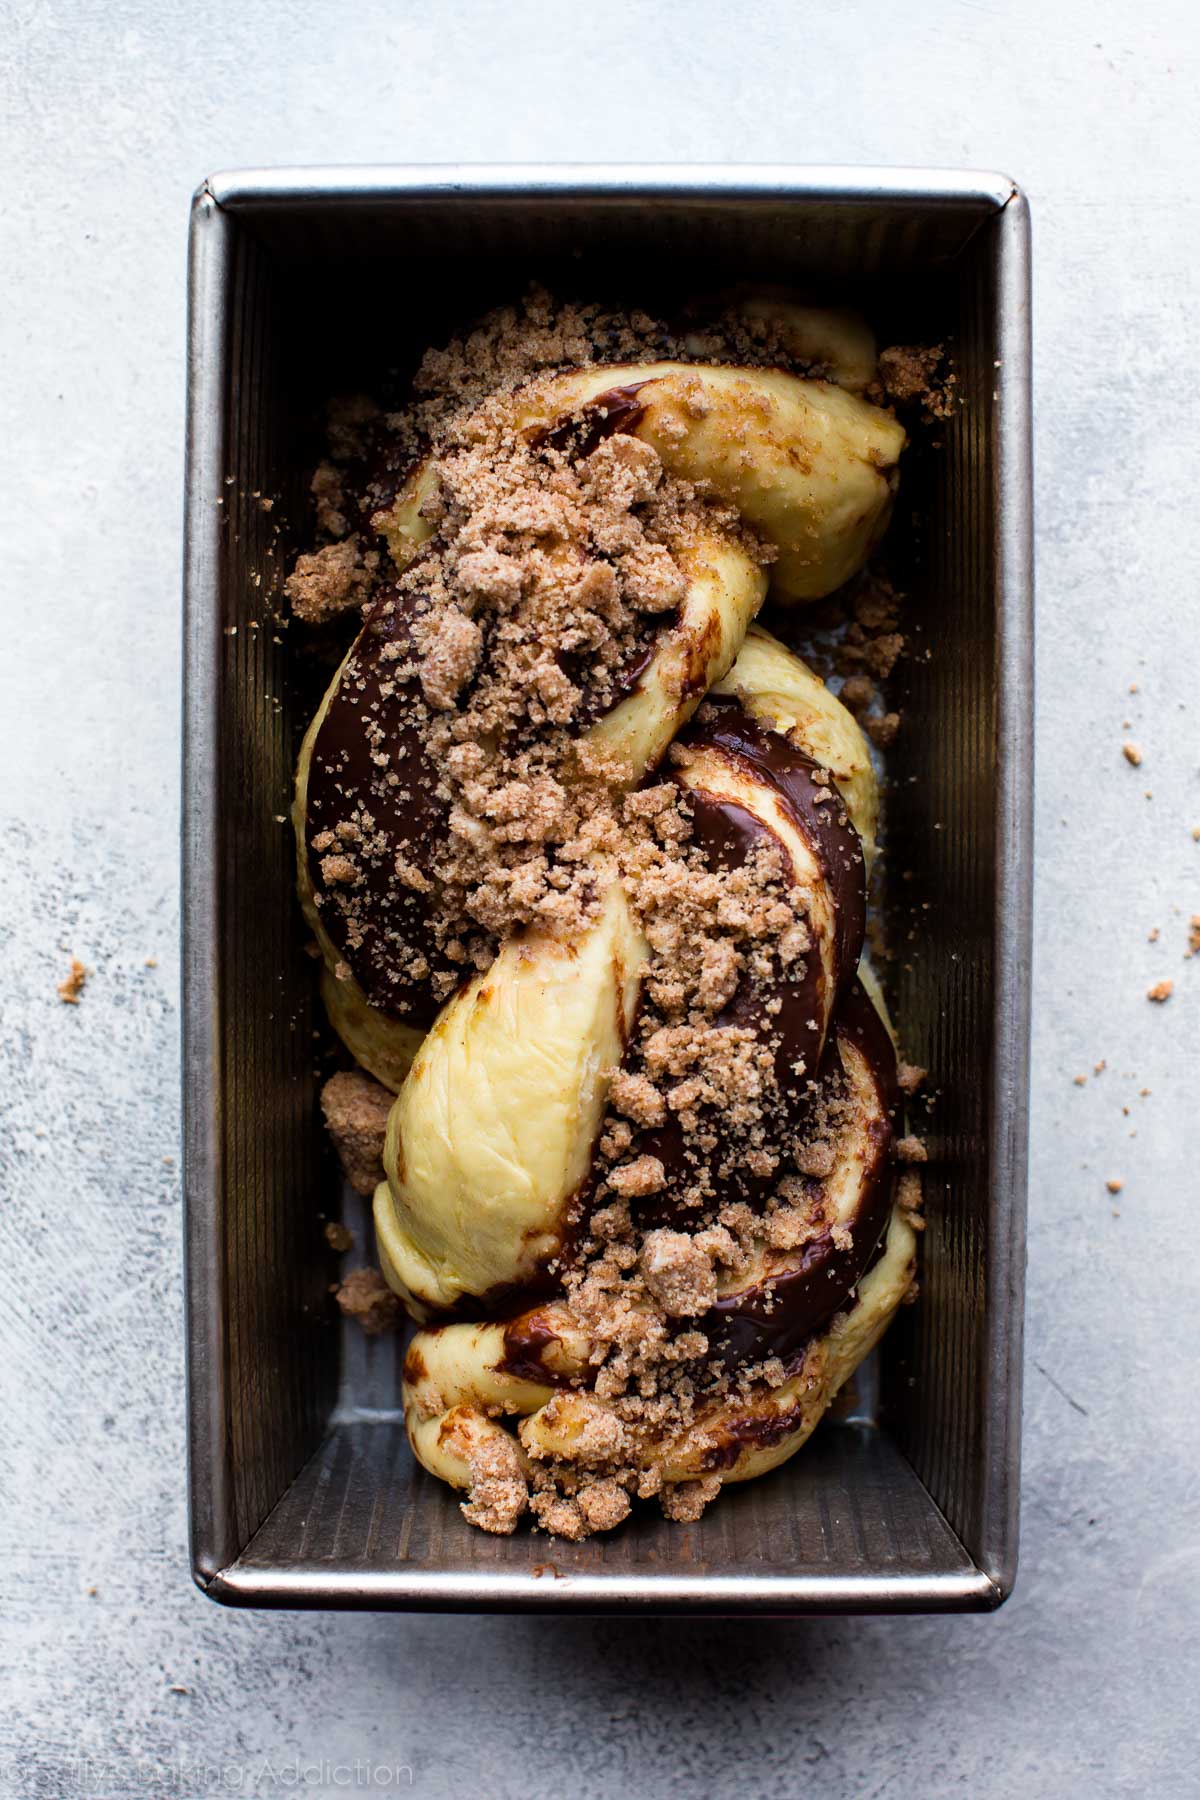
<box><xmin>2</xmin><ymin>2</ymin><xmax>1199</xmax><ymax>1795</ymax></box>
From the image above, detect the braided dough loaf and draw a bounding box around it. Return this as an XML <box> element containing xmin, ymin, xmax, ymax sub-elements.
<box><xmin>291</xmin><ymin>307</ymin><xmax>919</xmax><ymax>1535</ymax></box>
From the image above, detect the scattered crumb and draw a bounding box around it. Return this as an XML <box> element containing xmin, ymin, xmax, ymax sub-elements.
<box><xmin>660</xmin><ymin>1475</ymin><xmax>723</xmax><ymax>1523</ymax></box>
<box><xmin>876</xmin><ymin>344</ymin><xmax>955</xmax><ymax>420</ymax></box>
<box><xmin>145</xmin><ymin>956</ymin><xmax>158</xmax><ymax>968</ymax></box>
<box><xmin>895</xmin><ymin>1134</ymin><xmax>927</xmax><ymax>1164</ymax></box>
<box><xmin>335</xmin><ymin>1268</ymin><xmax>402</xmax><ymax>1335</ymax></box>
<box><xmin>1147</xmin><ymin>979</ymin><xmax>1174</xmax><ymax>1003</ymax></box>
<box><xmin>1106</xmin><ymin>1178</ymin><xmax>1123</xmax><ymax>1195</ymax></box>
<box><xmin>1093</xmin><ymin>1059</ymin><xmax>1106</xmax><ymax>1075</ymax></box>
<box><xmin>320</xmin><ymin>1070</ymin><xmax>394</xmax><ymax>1195</ymax></box>
<box><xmin>865</xmin><ymin>711</ymin><xmax>901</xmax><ymax>749</ymax></box>
<box><xmin>897</xmin><ymin>1061</ymin><xmax>926</xmax><ymax>1094</ymax></box>
<box><xmin>257</xmin><ymin>495</ymin><xmax>274</xmax><ymax>513</ymax></box>
<box><xmin>57</xmin><ymin>958</ymin><xmax>87</xmax><ymax>1004</ymax></box>
<box><xmin>838</xmin><ymin>673</ymin><xmax>876</xmax><ymax>713</ymax></box>
<box><xmin>324</xmin><ymin>1221</ymin><xmax>354</xmax><ymax>1252</ymax></box>
<box><xmin>1148</xmin><ymin>927</ymin><xmax>1160</xmax><ymax>943</ymax></box>
<box><xmin>1121</xmin><ymin>742</ymin><xmax>1142</xmax><ymax>766</ymax></box>
<box><xmin>1186</xmin><ymin>916</ymin><xmax>1200</xmax><ymax>958</ymax></box>
<box><xmin>285</xmin><ymin>536</ymin><xmax>378</xmax><ymax>625</ymax></box>
<box><xmin>1073</xmin><ymin>1074</ymin><xmax>1087</xmax><ymax>1087</ymax></box>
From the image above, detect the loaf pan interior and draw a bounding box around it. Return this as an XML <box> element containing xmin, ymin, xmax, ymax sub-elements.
<box><xmin>183</xmin><ymin>169</ymin><xmax>1031</xmax><ymax>1612</ymax></box>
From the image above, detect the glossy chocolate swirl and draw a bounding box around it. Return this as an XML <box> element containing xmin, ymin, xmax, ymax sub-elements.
<box><xmin>304</xmin><ymin>584</ymin><xmax>455</xmax><ymax>1028</ymax></box>
<box><xmin>703</xmin><ymin>979</ymin><xmax>897</xmax><ymax>1371</ymax></box>
<box><xmin>626</xmin><ymin>696</ymin><xmax>869</xmax><ymax>1229</ymax></box>
<box><xmin>530</xmin><ymin>381</ymin><xmax>651</xmax><ymax>458</ymax></box>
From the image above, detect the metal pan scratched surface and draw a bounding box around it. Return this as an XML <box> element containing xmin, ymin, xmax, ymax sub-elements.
<box><xmin>182</xmin><ymin>166</ymin><xmax>1032</xmax><ymax>1613</ymax></box>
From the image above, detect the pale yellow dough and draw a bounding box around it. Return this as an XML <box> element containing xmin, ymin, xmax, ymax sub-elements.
<box><xmin>378</xmin><ymin>361</ymin><xmax>905</xmax><ymax>603</ymax></box>
<box><xmin>375</xmin><ymin>882</ymin><xmax>647</xmax><ymax>1317</ymax></box>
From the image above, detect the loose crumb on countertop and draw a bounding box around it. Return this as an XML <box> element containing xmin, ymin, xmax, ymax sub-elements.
<box><xmin>1122</xmin><ymin>742</ymin><xmax>1143</xmax><ymax>767</ymax></box>
<box><xmin>57</xmin><ymin>958</ymin><xmax>87</xmax><ymax>1004</ymax></box>
<box><xmin>1106</xmin><ymin>1178</ymin><xmax>1124</xmax><ymax>1195</ymax></box>
<box><xmin>1147</xmin><ymin>979</ymin><xmax>1174</xmax><ymax>1003</ymax></box>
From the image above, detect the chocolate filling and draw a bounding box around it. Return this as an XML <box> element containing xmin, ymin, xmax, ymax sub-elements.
<box><xmin>679</xmin><ymin>697</ymin><xmax>867</xmax><ymax>979</ymax></box>
<box><xmin>303</xmin><ymin>584</ymin><xmax>456</xmax><ymax>1028</ymax></box>
<box><xmin>534</xmin><ymin>379</ymin><xmax>674</xmax><ymax>727</ymax></box>
<box><xmin>498</xmin><ymin>1309</ymin><xmax>568</xmax><ymax>1386</ymax></box>
<box><xmin>625</xmin><ymin>698</ymin><xmax>869</xmax><ymax>1227</ymax></box>
<box><xmin>529</xmin><ymin>380</ymin><xmax>652</xmax><ymax>458</ymax></box>
<box><xmin>702</xmin><ymin>978</ymin><xmax>898</xmax><ymax>1372</ymax></box>
<box><xmin>564</xmin><ymin>606</ymin><xmax>679</xmax><ymax>730</ymax></box>
<box><xmin>346</xmin><ymin>423</ymin><xmax>423</xmax><ymax>532</ymax></box>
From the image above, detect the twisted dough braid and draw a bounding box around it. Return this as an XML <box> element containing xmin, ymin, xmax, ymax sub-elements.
<box><xmin>293</xmin><ymin>323</ymin><xmax>917</xmax><ymax>1534</ymax></box>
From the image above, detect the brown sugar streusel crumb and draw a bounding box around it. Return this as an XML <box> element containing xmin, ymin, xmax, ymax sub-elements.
<box><xmin>1147</xmin><ymin>979</ymin><xmax>1174</xmax><ymax>1003</ymax></box>
<box><xmin>335</xmin><ymin>1267</ymin><xmax>403</xmax><ymax>1335</ymax></box>
<box><xmin>320</xmin><ymin>1070</ymin><xmax>394</xmax><ymax>1196</ymax></box>
<box><xmin>1185</xmin><ymin>916</ymin><xmax>1200</xmax><ymax>958</ymax></box>
<box><xmin>324</xmin><ymin>1221</ymin><xmax>354</xmax><ymax>1252</ymax></box>
<box><xmin>57</xmin><ymin>958</ymin><xmax>87</xmax><ymax>1004</ymax></box>
<box><xmin>865</xmin><ymin>711</ymin><xmax>901</xmax><ymax>748</ymax></box>
<box><xmin>285</xmin><ymin>537</ymin><xmax>379</xmax><ymax>625</ymax></box>
<box><xmin>874</xmin><ymin>344</ymin><xmax>956</xmax><ymax>421</ymax></box>
<box><xmin>459</xmin><ymin>1429</ymin><xmax>529</xmax><ymax>1535</ymax></box>
<box><xmin>1122</xmin><ymin>742</ymin><xmax>1143</xmax><ymax>767</ymax></box>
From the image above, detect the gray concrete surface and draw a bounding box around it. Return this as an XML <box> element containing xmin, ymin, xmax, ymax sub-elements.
<box><xmin>2</xmin><ymin>2</ymin><xmax>1199</xmax><ymax>1795</ymax></box>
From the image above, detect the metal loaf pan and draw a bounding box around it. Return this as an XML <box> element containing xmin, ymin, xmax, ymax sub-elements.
<box><xmin>183</xmin><ymin>166</ymin><xmax>1032</xmax><ymax>1613</ymax></box>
